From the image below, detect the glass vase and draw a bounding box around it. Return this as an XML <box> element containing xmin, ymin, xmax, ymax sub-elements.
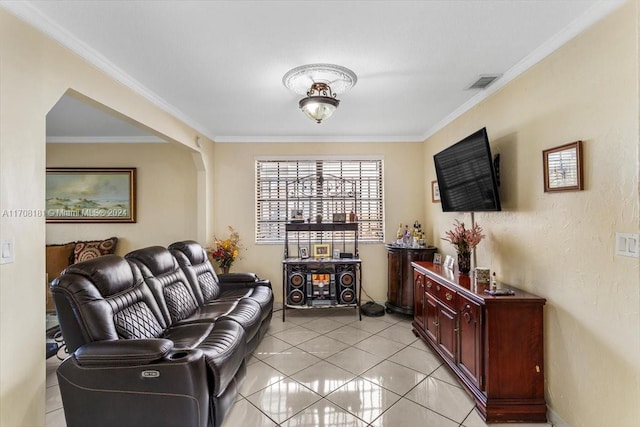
<box><xmin>457</xmin><ymin>252</ymin><xmax>471</xmax><ymax>275</ymax></box>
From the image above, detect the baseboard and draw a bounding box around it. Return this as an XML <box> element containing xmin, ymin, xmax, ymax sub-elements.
<box><xmin>547</xmin><ymin>407</ymin><xmax>570</xmax><ymax>427</ymax></box>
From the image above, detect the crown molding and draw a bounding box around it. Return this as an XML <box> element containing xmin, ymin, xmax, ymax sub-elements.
<box><xmin>213</xmin><ymin>134</ymin><xmax>423</xmax><ymax>144</ymax></box>
<box><xmin>421</xmin><ymin>0</ymin><xmax>626</xmax><ymax>141</ymax></box>
<box><xmin>46</xmin><ymin>136</ymin><xmax>166</xmax><ymax>144</ymax></box>
<box><xmin>2</xmin><ymin>0</ymin><xmax>625</xmax><ymax>145</ymax></box>
<box><xmin>1</xmin><ymin>1</ymin><xmax>214</xmax><ymax>141</ymax></box>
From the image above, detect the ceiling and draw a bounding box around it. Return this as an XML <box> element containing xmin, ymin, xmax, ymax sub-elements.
<box><xmin>3</xmin><ymin>1</ymin><xmax>624</xmax><ymax>143</ymax></box>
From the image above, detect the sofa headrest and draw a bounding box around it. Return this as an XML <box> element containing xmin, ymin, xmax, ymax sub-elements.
<box><xmin>168</xmin><ymin>240</ymin><xmax>207</xmax><ymax>265</ymax></box>
<box><xmin>64</xmin><ymin>254</ymin><xmax>142</xmax><ymax>297</ymax></box>
<box><xmin>125</xmin><ymin>246</ymin><xmax>179</xmax><ymax>277</ymax></box>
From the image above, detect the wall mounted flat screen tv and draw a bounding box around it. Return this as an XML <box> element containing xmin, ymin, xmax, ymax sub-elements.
<box><xmin>434</xmin><ymin>127</ymin><xmax>502</xmax><ymax>212</ymax></box>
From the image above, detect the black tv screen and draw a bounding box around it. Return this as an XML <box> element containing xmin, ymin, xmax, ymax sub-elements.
<box><xmin>434</xmin><ymin>127</ymin><xmax>501</xmax><ymax>212</ymax></box>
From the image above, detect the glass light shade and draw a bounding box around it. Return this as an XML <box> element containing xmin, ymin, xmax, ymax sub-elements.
<box><xmin>299</xmin><ymin>96</ymin><xmax>339</xmax><ymax>124</ymax></box>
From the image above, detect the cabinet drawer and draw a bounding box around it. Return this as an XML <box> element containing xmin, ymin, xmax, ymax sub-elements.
<box><xmin>425</xmin><ymin>277</ymin><xmax>457</xmax><ymax>309</ymax></box>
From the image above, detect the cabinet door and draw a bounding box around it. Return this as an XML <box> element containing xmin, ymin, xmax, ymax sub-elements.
<box><xmin>387</xmin><ymin>250</ymin><xmax>402</xmax><ymax>306</ymax></box>
<box><xmin>424</xmin><ymin>293</ymin><xmax>438</xmax><ymax>343</ymax></box>
<box><xmin>438</xmin><ymin>303</ymin><xmax>457</xmax><ymax>361</ymax></box>
<box><xmin>458</xmin><ymin>298</ymin><xmax>483</xmax><ymax>390</ymax></box>
<box><xmin>401</xmin><ymin>251</ymin><xmax>424</xmax><ymax>308</ymax></box>
<box><xmin>413</xmin><ymin>272</ymin><xmax>425</xmax><ymax>330</ymax></box>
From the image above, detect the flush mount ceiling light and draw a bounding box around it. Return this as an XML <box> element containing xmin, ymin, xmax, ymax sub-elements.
<box><xmin>283</xmin><ymin>63</ymin><xmax>357</xmax><ymax>124</ymax></box>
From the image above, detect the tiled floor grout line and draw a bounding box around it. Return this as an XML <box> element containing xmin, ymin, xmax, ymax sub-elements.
<box><xmin>49</xmin><ymin>309</ymin><xmax>511</xmax><ymax>427</ymax></box>
<box><xmin>255</xmin><ymin>314</ymin><xmax>460</xmax><ymax>426</ymax></box>
<box><xmin>238</xmin><ymin>330</ymin><xmax>475</xmax><ymax>427</ymax></box>
<box><xmin>250</xmin><ymin>314</ymin><xmax>410</xmax><ymax>425</ymax></box>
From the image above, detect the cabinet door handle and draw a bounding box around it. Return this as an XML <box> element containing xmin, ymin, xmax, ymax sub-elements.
<box><xmin>433</xmin><ymin>320</ymin><xmax>439</xmax><ymax>327</ymax></box>
<box><xmin>426</xmin><ymin>282</ymin><xmax>432</xmax><ymax>288</ymax></box>
<box><xmin>436</xmin><ymin>285</ymin><xmax>441</xmax><ymax>291</ymax></box>
<box><xmin>445</xmin><ymin>293</ymin><xmax>453</xmax><ymax>301</ymax></box>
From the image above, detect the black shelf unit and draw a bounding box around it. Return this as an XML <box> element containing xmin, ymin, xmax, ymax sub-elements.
<box><xmin>282</xmin><ymin>174</ymin><xmax>362</xmax><ymax>321</ymax></box>
<box><xmin>284</xmin><ymin>222</ymin><xmax>359</xmax><ymax>259</ymax></box>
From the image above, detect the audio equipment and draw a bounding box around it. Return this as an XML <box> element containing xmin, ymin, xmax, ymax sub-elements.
<box><xmin>308</xmin><ymin>272</ymin><xmax>336</xmax><ymax>302</ymax></box>
<box><xmin>286</xmin><ymin>268</ymin><xmax>306</xmax><ymax>305</ymax></box>
<box><xmin>336</xmin><ymin>264</ymin><xmax>356</xmax><ymax>304</ymax></box>
<box><xmin>286</xmin><ymin>263</ymin><xmax>357</xmax><ymax>306</ymax></box>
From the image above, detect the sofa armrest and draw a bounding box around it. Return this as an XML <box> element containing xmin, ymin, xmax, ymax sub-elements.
<box><xmin>75</xmin><ymin>339</ymin><xmax>178</xmax><ymax>366</ymax></box>
<box><xmin>217</xmin><ymin>272</ymin><xmax>259</xmax><ymax>282</ymax></box>
<box><xmin>58</xmin><ymin>340</ymin><xmax>209</xmax><ymax>427</ymax></box>
<box><xmin>218</xmin><ymin>273</ymin><xmax>272</xmax><ymax>290</ymax></box>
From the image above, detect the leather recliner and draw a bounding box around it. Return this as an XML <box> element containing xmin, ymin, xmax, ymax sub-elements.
<box><xmin>51</xmin><ymin>245</ymin><xmax>272</xmax><ymax>427</ymax></box>
<box><xmin>125</xmin><ymin>246</ymin><xmax>264</xmax><ymax>353</ymax></box>
<box><xmin>169</xmin><ymin>240</ymin><xmax>274</xmax><ymax>351</ymax></box>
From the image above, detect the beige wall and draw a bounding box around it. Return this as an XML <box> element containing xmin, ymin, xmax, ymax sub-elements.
<box><xmin>0</xmin><ymin>9</ymin><xmax>213</xmax><ymax>426</ymax></box>
<box><xmin>424</xmin><ymin>2</ymin><xmax>639</xmax><ymax>425</ymax></box>
<box><xmin>2</xmin><ymin>2</ymin><xmax>638</xmax><ymax>426</ymax></box>
<box><xmin>46</xmin><ymin>143</ymin><xmax>199</xmax><ymax>254</ymax></box>
<box><xmin>212</xmin><ymin>142</ymin><xmax>426</xmax><ymax>303</ymax></box>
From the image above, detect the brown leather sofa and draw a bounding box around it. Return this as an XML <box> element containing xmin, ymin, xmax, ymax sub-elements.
<box><xmin>168</xmin><ymin>240</ymin><xmax>273</xmax><ymax>352</ymax></box>
<box><xmin>51</xmin><ymin>241</ymin><xmax>273</xmax><ymax>427</ymax></box>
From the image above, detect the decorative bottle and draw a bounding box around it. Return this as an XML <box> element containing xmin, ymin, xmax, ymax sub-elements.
<box><xmin>403</xmin><ymin>225</ymin><xmax>411</xmax><ymax>246</ymax></box>
<box><xmin>396</xmin><ymin>224</ymin><xmax>404</xmax><ymax>245</ymax></box>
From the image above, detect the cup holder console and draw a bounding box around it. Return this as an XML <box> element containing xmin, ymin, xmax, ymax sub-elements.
<box><xmin>168</xmin><ymin>351</ymin><xmax>189</xmax><ymax>360</ymax></box>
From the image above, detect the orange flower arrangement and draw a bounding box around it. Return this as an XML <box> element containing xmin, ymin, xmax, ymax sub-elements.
<box><xmin>208</xmin><ymin>226</ymin><xmax>241</xmax><ymax>272</ymax></box>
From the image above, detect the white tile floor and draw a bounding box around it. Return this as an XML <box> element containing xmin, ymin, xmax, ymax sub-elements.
<box><xmin>46</xmin><ymin>305</ymin><xmax>553</xmax><ymax>427</ymax></box>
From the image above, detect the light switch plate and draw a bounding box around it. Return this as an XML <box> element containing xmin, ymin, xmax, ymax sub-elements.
<box><xmin>0</xmin><ymin>238</ymin><xmax>15</xmax><ymax>264</ymax></box>
<box><xmin>616</xmin><ymin>232</ymin><xmax>639</xmax><ymax>258</ymax></box>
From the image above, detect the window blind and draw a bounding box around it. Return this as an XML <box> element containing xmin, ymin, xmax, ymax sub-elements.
<box><xmin>256</xmin><ymin>159</ymin><xmax>384</xmax><ymax>243</ymax></box>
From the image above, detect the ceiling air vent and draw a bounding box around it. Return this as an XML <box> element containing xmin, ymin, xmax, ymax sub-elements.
<box><xmin>467</xmin><ymin>74</ymin><xmax>501</xmax><ymax>90</ymax></box>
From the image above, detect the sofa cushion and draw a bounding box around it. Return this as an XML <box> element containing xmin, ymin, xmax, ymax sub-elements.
<box><xmin>126</xmin><ymin>247</ymin><xmax>200</xmax><ymax>326</ymax></box>
<box><xmin>73</xmin><ymin>237</ymin><xmax>118</xmax><ymax>263</ymax></box>
<box><xmin>164</xmin><ymin>318</ymin><xmax>247</xmax><ymax>396</ymax></box>
<box><xmin>65</xmin><ymin>254</ymin><xmax>139</xmax><ymax>297</ymax></box>
<box><xmin>46</xmin><ymin>243</ymin><xmax>76</xmax><ymax>281</ymax></box>
<box><xmin>219</xmin><ymin>287</ymin><xmax>274</xmax><ymax>320</ymax></box>
<box><xmin>169</xmin><ymin>240</ymin><xmax>274</xmax><ymax>322</ymax></box>
<box><xmin>52</xmin><ymin>255</ymin><xmax>167</xmax><ymax>352</ymax></box>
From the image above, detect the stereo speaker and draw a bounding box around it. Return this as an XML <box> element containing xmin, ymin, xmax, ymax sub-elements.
<box><xmin>286</xmin><ymin>271</ymin><xmax>306</xmax><ymax>305</ymax></box>
<box><xmin>336</xmin><ymin>264</ymin><xmax>356</xmax><ymax>304</ymax></box>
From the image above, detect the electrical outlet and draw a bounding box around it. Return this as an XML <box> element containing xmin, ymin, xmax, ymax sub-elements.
<box><xmin>0</xmin><ymin>238</ymin><xmax>15</xmax><ymax>264</ymax></box>
<box><xmin>616</xmin><ymin>232</ymin><xmax>639</xmax><ymax>258</ymax></box>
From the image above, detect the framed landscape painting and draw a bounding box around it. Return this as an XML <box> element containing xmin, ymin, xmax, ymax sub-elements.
<box><xmin>46</xmin><ymin>168</ymin><xmax>137</xmax><ymax>223</ymax></box>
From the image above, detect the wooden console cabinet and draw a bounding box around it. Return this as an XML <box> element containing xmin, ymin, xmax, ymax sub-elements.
<box><xmin>412</xmin><ymin>262</ymin><xmax>547</xmax><ymax>423</ymax></box>
<box><xmin>385</xmin><ymin>245</ymin><xmax>436</xmax><ymax>315</ymax></box>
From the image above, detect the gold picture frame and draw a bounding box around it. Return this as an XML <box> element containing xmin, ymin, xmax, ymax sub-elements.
<box><xmin>543</xmin><ymin>141</ymin><xmax>583</xmax><ymax>192</ymax></box>
<box><xmin>312</xmin><ymin>243</ymin><xmax>331</xmax><ymax>259</ymax></box>
<box><xmin>46</xmin><ymin>168</ymin><xmax>137</xmax><ymax>223</ymax></box>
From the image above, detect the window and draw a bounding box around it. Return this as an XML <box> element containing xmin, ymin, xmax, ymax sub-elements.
<box><xmin>256</xmin><ymin>158</ymin><xmax>384</xmax><ymax>243</ymax></box>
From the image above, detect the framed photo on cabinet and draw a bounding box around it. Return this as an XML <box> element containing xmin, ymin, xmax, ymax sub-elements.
<box><xmin>299</xmin><ymin>247</ymin><xmax>309</xmax><ymax>259</ymax></box>
<box><xmin>443</xmin><ymin>255</ymin><xmax>454</xmax><ymax>270</ymax></box>
<box><xmin>313</xmin><ymin>244</ymin><xmax>331</xmax><ymax>259</ymax></box>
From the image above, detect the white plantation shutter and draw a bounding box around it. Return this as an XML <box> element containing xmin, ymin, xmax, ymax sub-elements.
<box><xmin>256</xmin><ymin>159</ymin><xmax>384</xmax><ymax>243</ymax></box>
